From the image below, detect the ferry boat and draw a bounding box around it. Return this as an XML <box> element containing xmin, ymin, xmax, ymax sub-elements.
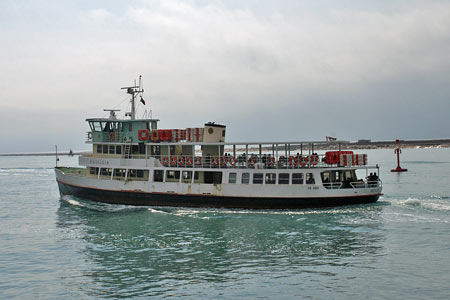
<box><xmin>55</xmin><ymin>78</ymin><xmax>383</xmax><ymax>209</ymax></box>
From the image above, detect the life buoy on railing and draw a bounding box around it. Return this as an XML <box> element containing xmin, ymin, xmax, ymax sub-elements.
<box><xmin>267</xmin><ymin>156</ymin><xmax>275</xmax><ymax>167</ymax></box>
<box><xmin>185</xmin><ymin>156</ymin><xmax>193</xmax><ymax>167</ymax></box>
<box><xmin>310</xmin><ymin>155</ymin><xmax>319</xmax><ymax>166</ymax></box>
<box><xmin>88</xmin><ymin>132</ymin><xmax>92</xmax><ymax>140</ymax></box>
<box><xmin>109</xmin><ymin>132</ymin><xmax>116</xmax><ymax>141</ymax></box>
<box><xmin>138</xmin><ymin>129</ymin><xmax>150</xmax><ymax>141</ymax></box>
<box><xmin>229</xmin><ymin>156</ymin><xmax>237</xmax><ymax>167</ymax></box>
<box><xmin>247</xmin><ymin>157</ymin><xmax>257</xmax><ymax>167</ymax></box>
<box><xmin>161</xmin><ymin>156</ymin><xmax>169</xmax><ymax>166</ymax></box>
<box><xmin>299</xmin><ymin>156</ymin><xmax>308</xmax><ymax>167</ymax></box>
<box><xmin>177</xmin><ymin>156</ymin><xmax>185</xmax><ymax>166</ymax></box>
<box><xmin>288</xmin><ymin>156</ymin><xmax>297</xmax><ymax>167</ymax></box>
<box><xmin>170</xmin><ymin>156</ymin><xmax>177</xmax><ymax>167</ymax></box>
<box><xmin>220</xmin><ymin>157</ymin><xmax>228</xmax><ymax>167</ymax></box>
<box><xmin>194</xmin><ymin>156</ymin><xmax>202</xmax><ymax>166</ymax></box>
<box><xmin>211</xmin><ymin>156</ymin><xmax>219</xmax><ymax>167</ymax></box>
<box><xmin>151</xmin><ymin>130</ymin><xmax>159</xmax><ymax>142</ymax></box>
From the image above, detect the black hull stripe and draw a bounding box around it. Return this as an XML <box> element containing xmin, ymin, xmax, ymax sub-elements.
<box><xmin>56</xmin><ymin>180</ymin><xmax>380</xmax><ymax>209</ymax></box>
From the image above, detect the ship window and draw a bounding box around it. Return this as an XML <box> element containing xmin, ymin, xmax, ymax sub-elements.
<box><xmin>344</xmin><ymin>170</ymin><xmax>356</xmax><ymax>181</ymax></box>
<box><xmin>102</xmin><ymin>145</ymin><xmax>108</xmax><ymax>154</ymax></box>
<box><xmin>292</xmin><ymin>173</ymin><xmax>303</xmax><ymax>184</ymax></box>
<box><xmin>265</xmin><ymin>173</ymin><xmax>276</xmax><ymax>184</ymax></box>
<box><xmin>151</xmin><ymin>146</ymin><xmax>161</xmax><ymax>156</ymax></box>
<box><xmin>101</xmin><ymin>168</ymin><xmax>112</xmax><ymax>176</ymax></box>
<box><xmin>109</xmin><ymin>145</ymin><xmax>115</xmax><ymax>154</ymax></box>
<box><xmin>114</xmin><ymin>169</ymin><xmax>125</xmax><ymax>177</ymax></box>
<box><xmin>166</xmin><ymin>170</ymin><xmax>180</xmax><ymax>182</ymax></box>
<box><xmin>278</xmin><ymin>173</ymin><xmax>289</xmax><ymax>184</ymax></box>
<box><xmin>222</xmin><ymin>130</ymin><xmax>226</xmax><ymax>137</ymax></box>
<box><xmin>89</xmin><ymin>167</ymin><xmax>98</xmax><ymax>175</ymax></box>
<box><xmin>253</xmin><ymin>173</ymin><xmax>263</xmax><ymax>184</ymax></box>
<box><xmin>154</xmin><ymin>170</ymin><xmax>164</xmax><ymax>182</ymax></box>
<box><xmin>97</xmin><ymin>145</ymin><xmax>102</xmax><ymax>153</ymax></box>
<box><xmin>128</xmin><ymin>169</ymin><xmax>137</xmax><ymax>178</ymax></box>
<box><xmin>137</xmin><ymin>170</ymin><xmax>144</xmax><ymax>178</ymax></box>
<box><xmin>242</xmin><ymin>173</ymin><xmax>250</xmax><ymax>184</ymax></box>
<box><xmin>306</xmin><ymin>173</ymin><xmax>315</xmax><ymax>184</ymax></box>
<box><xmin>194</xmin><ymin>171</ymin><xmax>199</xmax><ymax>180</ymax></box>
<box><xmin>182</xmin><ymin>171</ymin><xmax>192</xmax><ymax>183</ymax></box>
<box><xmin>132</xmin><ymin>145</ymin><xmax>139</xmax><ymax>154</ymax></box>
<box><xmin>139</xmin><ymin>143</ymin><xmax>146</xmax><ymax>154</ymax></box>
<box><xmin>229</xmin><ymin>173</ymin><xmax>237</xmax><ymax>184</ymax></box>
<box><xmin>129</xmin><ymin>123</ymin><xmax>133</xmax><ymax>132</ymax></box>
<box><xmin>321</xmin><ymin>171</ymin><xmax>331</xmax><ymax>183</ymax></box>
<box><xmin>92</xmin><ymin>122</ymin><xmax>102</xmax><ymax>131</ymax></box>
<box><xmin>116</xmin><ymin>145</ymin><xmax>122</xmax><ymax>155</ymax></box>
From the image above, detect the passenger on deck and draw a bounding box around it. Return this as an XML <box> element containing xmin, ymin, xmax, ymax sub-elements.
<box><xmin>342</xmin><ymin>177</ymin><xmax>351</xmax><ymax>188</ymax></box>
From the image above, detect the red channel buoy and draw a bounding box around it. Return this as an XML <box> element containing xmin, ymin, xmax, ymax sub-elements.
<box><xmin>391</xmin><ymin>139</ymin><xmax>408</xmax><ymax>172</ymax></box>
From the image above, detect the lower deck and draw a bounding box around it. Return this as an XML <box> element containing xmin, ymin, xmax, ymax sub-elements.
<box><xmin>55</xmin><ymin>166</ymin><xmax>382</xmax><ymax>208</ymax></box>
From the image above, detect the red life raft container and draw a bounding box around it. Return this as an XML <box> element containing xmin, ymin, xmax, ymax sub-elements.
<box><xmin>325</xmin><ymin>151</ymin><xmax>353</xmax><ymax>164</ymax></box>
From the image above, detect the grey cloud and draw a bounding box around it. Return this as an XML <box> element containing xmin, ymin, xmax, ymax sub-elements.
<box><xmin>0</xmin><ymin>0</ymin><xmax>449</xmax><ymax>152</ymax></box>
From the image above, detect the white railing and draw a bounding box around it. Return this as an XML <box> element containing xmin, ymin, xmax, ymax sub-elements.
<box><xmin>323</xmin><ymin>180</ymin><xmax>382</xmax><ymax>190</ymax></box>
<box><xmin>148</xmin><ymin>154</ymin><xmax>328</xmax><ymax>169</ymax></box>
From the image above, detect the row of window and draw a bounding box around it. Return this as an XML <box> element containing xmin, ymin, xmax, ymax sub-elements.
<box><xmin>231</xmin><ymin>172</ymin><xmax>315</xmax><ymax>185</ymax></box>
<box><xmin>90</xmin><ymin>167</ymin><xmax>315</xmax><ymax>185</ymax></box>
<box><xmin>89</xmin><ymin>167</ymin><xmax>146</xmax><ymax>178</ymax></box>
<box><xmin>96</xmin><ymin>145</ymin><xmax>122</xmax><ymax>155</ymax></box>
<box><xmin>154</xmin><ymin>170</ymin><xmax>315</xmax><ymax>185</ymax></box>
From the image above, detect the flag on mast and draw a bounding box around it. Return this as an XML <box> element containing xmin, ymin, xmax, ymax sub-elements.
<box><xmin>140</xmin><ymin>96</ymin><xmax>146</xmax><ymax>105</ymax></box>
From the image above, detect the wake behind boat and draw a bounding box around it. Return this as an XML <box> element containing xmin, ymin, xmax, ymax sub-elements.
<box><xmin>55</xmin><ymin>77</ymin><xmax>382</xmax><ymax>209</ymax></box>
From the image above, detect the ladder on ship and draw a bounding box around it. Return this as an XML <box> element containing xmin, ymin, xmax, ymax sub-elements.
<box><xmin>124</xmin><ymin>144</ymin><xmax>131</xmax><ymax>159</ymax></box>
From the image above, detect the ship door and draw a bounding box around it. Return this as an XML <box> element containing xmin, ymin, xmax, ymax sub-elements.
<box><xmin>204</xmin><ymin>171</ymin><xmax>223</xmax><ymax>184</ymax></box>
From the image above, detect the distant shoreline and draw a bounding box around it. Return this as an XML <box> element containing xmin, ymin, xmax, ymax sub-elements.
<box><xmin>0</xmin><ymin>152</ymin><xmax>86</xmax><ymax>157</ymax></box>
<box><xmin>1</xmin><ymin>139</ymin><xmax>449</xmax><ymax>156</ymax></box>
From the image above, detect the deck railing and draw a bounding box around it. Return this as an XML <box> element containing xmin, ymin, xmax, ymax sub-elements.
<box><xmin>323</xmin><ymin>180</ymin><xmax>382</xmax><ymax>190</ymax></box>
<box><xmin>144</xmin><ymin>154</ymin><xmax>368</xmax><ymax>169</ymax></box>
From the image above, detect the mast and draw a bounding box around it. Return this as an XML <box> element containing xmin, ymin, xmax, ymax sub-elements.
<box><xmin>122</xmin><ymin>75</ymin><xmax>144</xmax><ymax>120</ymax></box>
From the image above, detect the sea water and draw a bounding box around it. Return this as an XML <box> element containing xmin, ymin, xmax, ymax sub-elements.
<box><xmin>0</xmin><ymin>149</ymin><xmax>449</xmax><ymax>299</ymax></box>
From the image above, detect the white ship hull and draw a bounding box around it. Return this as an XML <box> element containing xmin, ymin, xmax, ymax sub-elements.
<box><xmin>55</xmin><ymin>166</ymin><xmax>382</xmax><ymax>209</ymax></box>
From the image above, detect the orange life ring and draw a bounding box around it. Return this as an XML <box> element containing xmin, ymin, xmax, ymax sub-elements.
<box><xmin>194</xmin><ymin>156</ymin><xmax>202</xmax><ymax>166</ymax></box>
<box><xmin>109</xmin><ymin>132</ymin><xmax>115</xmax><ymax>141</ymax></box>
<box><xmin>248</xmin><ymin>157</ymin><xmax>256</xmax><ymax>167</ymax></box>
<box><xmin>177</xmin><ymin>156</ymin><xmax>185</xmax><ymax>166</ymax></box>
<box><xmin>229</xmin><ymin>156</ymin><xmax>236</xmax><ymax>167</ymax></box>
<box><xmin>162</xmin><ymin>156</ymin><xmax>169</xmax><ymax>166</ymax></box>
<box><xmin>267</xmin><ymin>156</ymin><xmax>275</xmax><ymax>167</ymax></box>
<box><xmin>310</xmin><ymin>155</ymin><xmax>319</xmax><ymax>166</ymax></box>
<box><xmin>138</xmin><ymin>129</ymin><xmax>150</xmax><ymax>141</ymax></box>
<box><xmin>170</xmin><ymin>156</ymin><xmax>177</xmax><ymax>167</ymax></box>
<box><xmin>220</xmin><ymin>157</ymin><xmax>228</xmax><ymax>167</ymax></box>
<box><xmin>211</xmin><ymin>156</ymin><xmax>219</xmax><ymax>167</ymax></box>
<box><xmin>299</xmin><ymin>156</ymin><xmax>308</xmax><ymax>167</ymax></box>
<box><xmin>151</xmin><ymin>130</ymin><xmax>159</xmax><ymax>142</ymax></box>
<box><xmin>288</xmin><ymin>156</ymin><xmax>297</xmax><ymax>167</ymax></box>
<box><xmin>185</xmin><ymin>156</ymin><xmax>193</xmax><ymax>167</ymax></box>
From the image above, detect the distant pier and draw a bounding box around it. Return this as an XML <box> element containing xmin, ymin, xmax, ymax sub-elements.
<box><xmin>0</xmin><ymin>151</ymin><xmax>85</xmax><ymax>157</ymax></box>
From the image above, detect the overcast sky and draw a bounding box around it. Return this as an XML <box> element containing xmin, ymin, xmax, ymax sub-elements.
<box><xmin>1</xmin><ymin>0</ymin><xmax>449</xmax><ymax>153</ymax></box>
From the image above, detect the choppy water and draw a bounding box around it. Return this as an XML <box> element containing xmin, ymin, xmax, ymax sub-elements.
<box><xmin>1</xmin><ymin>149</ymin><xmax>449</xmax><ymax>299</ymax></box>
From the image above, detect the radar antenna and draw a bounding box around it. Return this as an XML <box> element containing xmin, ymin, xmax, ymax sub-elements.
<box><xmin>121</xmin><ymin>75</ymin><xmax>144</xmax><ymax>120</ymax></box>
